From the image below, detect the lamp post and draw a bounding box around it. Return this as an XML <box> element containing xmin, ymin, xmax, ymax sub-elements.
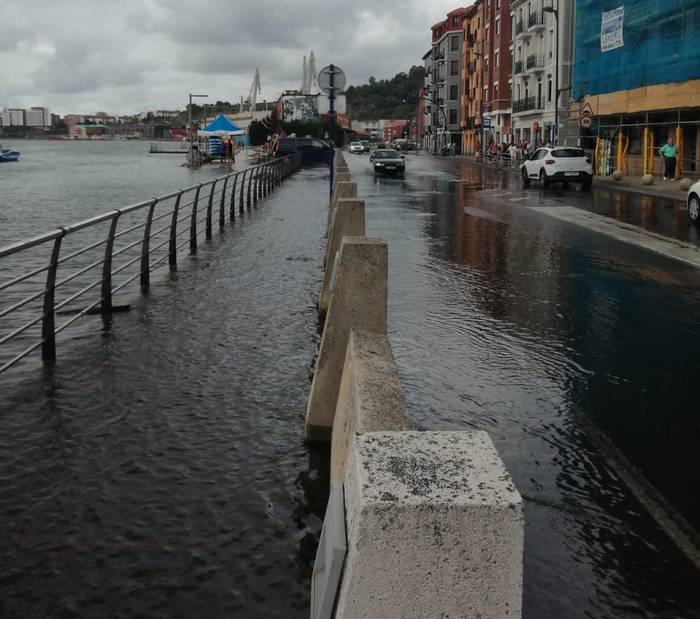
<box><xmin>543</xmin><ymin>2</ymin><xmax>559</xmax><ymax>145</ymax></box>
<box><xmin>188</xmin><ymin>93</ymin><xmax>208</xmax><ymax>164</ymax></box>
<box><xmin>420</xmin><ymin>95</ymin><xmax>447</xmax><ymax>155</ymax></box>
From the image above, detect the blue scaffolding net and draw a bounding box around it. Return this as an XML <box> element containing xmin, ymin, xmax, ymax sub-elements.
<box><xmin>574</xmin><ymin>0</ymin><xmax>700</xmax><ymax>100</ymax></box>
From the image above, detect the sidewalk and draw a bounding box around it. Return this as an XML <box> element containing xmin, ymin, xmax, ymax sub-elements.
<box><xmin>454</xmin><ymin>154</ymin><xmax>690</xmax><ymax>204</ymax></box>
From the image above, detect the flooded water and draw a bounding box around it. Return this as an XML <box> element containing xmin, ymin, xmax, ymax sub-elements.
<box><xmin>1</xmin><ymin>146</ymin><xmax>699</xmax><ymax>617</ymax></box>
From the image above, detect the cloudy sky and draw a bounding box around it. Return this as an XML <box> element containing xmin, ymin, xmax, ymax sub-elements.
<box><xmin>1</xmin><ymin>0</ymin><xmax>461</xmax><ymax>115</ymax></box>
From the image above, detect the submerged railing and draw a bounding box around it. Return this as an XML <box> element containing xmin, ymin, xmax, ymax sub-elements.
<box><xmin>0</xmin><ymin>154</ymin><xmax>302</xmax><ymax>374</ymax></box>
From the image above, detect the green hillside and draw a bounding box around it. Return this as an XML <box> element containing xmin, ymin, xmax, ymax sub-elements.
<box><xmin>346</xmin><ymin>66</ymin><xmax>425</xmax><ymax>120</ymax></box>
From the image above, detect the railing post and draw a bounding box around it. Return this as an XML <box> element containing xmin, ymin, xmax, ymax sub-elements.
<box><xmin>140</xmin><ymin>198</ymin><xmax>159</xmax><ymax>293</ymax></box>
<box><xmin>190</xmin><ymin>184</ymin><xmax>203</xmax><ymax>254</ymax></box>
<box><xmin>168</xmin><ymin>191</ymin><xmax>184</xmax><ymax>271</ymax></box>
<box><xmin>264</xmin><ymin>162</ymin><xmax>270</xmax><ymax>196</ymax></box>
<box><xmin>230</xmin><ymin>173</ymin><xmax>238</xmax><ymax>221</ymax></box>
<box><xmin>239</xmin><ymin>169</ymin><xmax>247</xmax><ymax>215</ymax></box>
<box><xmin>101</xmin><ymin>211</ymin><xmax>121</xmax><ymax>313</ymax></box>
<box><xmin>219</xmin><ymin>176</ymin><xmax>230</xmax><ymax>229</ymax></box>
<box><xmin>41</xmin><ymin>232</ymin><xmax>64</xmax><ymax>365</ymax></box>
<box><xmin>247</xmin><ymin>167</ymin><xmax>253</xmax><ymax>209</ymax></box>
<box><xmin>253</xmin><ymin>164</ymin><xmax>260</xmax><ymax>205</ymax></box>
<box><xmin>206</xmin><ymin>180</ymin><xmax>217</xmax><ymax>240</ymax></box>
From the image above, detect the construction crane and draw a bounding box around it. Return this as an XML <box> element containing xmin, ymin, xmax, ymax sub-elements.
<box><xmin>244</xmin><ymin>68</ymin><xmax>261</xmax><ymax>117</ymax></box>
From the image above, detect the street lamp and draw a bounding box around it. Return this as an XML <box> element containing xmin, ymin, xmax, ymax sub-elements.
<box><xmin>543</xmin><ymin>2</ymin><xmax>559</xmax><ymax>145</ymax></box>
<box><xmin>188</xmin><ymin>93</ymin><xmax>208</xmax><ymax>164</ymax></box>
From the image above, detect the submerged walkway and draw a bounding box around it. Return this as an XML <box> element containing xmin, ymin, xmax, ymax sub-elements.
<box><xmin>0</xmin><ymin>168</ymin><xmax>329</xmax><ymax>618</ymax></box>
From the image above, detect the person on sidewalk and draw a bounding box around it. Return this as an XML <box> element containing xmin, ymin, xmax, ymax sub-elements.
<box><xmin>660</xmin><ymin>137</ymin><xmax>678</xmax><ymax>181</ymax></box>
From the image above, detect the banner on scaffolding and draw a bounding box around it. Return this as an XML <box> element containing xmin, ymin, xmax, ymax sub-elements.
<box><xmin>601</xmin><ymin>6</ymin><xmax>624</xmax><ymax>52</ymax></box>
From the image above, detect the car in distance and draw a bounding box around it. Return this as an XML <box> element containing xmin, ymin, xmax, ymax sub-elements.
<box><xmin>349</xmin><ymin>142</ymin><xmax>365</xmax><ymax>154</ymax></box>
<box><xmin>688</xmin><ymin>179</ymin><xmax>700</xmax><ymax>225</ymax></box>
<box><xmin>521</xmin><ymin>146</ymin><xmax>593</xmax><ymax>189</ymax></box>
<box><xmin>370</xmin><ymin>149</ymin><xmax>406</xmax><ymax>177</ymax></box>
<box><xmin>273</xmin><ymin>136</ymin><xmax>333</xmax><ymax>165</ymax></box>
<box><xmin>360</xmin><ymin>140</ymin><xmax>371</xmax><ymax>153</ymax></box>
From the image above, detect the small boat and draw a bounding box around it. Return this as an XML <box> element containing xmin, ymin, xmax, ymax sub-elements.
<box><xmin>0</xmin><ymin>145</ymin><xmax>20</xmax><ymax>162</ymax></box>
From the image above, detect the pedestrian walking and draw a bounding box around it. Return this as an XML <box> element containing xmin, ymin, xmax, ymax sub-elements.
<box><xmin>660</xmin><ymin>137</ymin><xmax>678</xmax><ymax>180</ymax></box>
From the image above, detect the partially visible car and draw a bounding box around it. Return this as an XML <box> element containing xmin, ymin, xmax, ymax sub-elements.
<box><xmin>349</xmin><ymin>142</ymin><xmax>364</xmax><ymax>154</ymax></box>
<box><xmin>688</xmin><ymin>179</ymin><xmax>700</xmax><ymax>225</ymax></box>
<box><xmin>273</xmin><ymin>137</ymin><xmax>333</xmax><ymax>165</ymax></box>
<box><xmin>370</xmin><ymin>149</ymin><xmax>406</xmax><ymax>177</ymax></box>
<box><xmin>360</xmin><ymin>140</ymin><xmax>370</xmax><ymax>153</ymax></box>
<box><xmin>521</xmin><ymin>146</ymin><xmax>593</xmax><ymax>189</ymax></box>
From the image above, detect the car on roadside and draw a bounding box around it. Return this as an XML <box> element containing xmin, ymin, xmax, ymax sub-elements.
<box><xmin>273</xmin><ymin>136</ymin><xmax>333</xmax><ymax>165</ymax></box>
<box><xmin>370</xmin><ymin>149</ymin><xmax>406</xmax><ymax>177</ymax></box>
<box><xmin>521</xmin><ymin>146</ymin><xmax>593</xmax><ymax>189</ymax></box>
<box><xmin>688</xmin><ymin>179</ymin><xmax>700</xmax><ymax>225</ymax></box>
<box><xmin>349</xmin><ymin>142</ymin><xmax>364</xmax><ymax>154</ymax></box>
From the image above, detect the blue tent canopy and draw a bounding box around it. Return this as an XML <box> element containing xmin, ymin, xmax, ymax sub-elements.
<box><xmin>199</xmin><ymin>114</ymin><xmax>245</xmax><ymax>135</ymax></box>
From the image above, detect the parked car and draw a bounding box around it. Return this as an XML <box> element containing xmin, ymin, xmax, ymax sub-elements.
<box><xmin>349</xmin><ymin>142</ymin><xmax>364</xmax><ymax>154</ymax></box>
<box><xmin>521</xmin><ymin>146</ymin><xmax>593</xmax><ymax>189</ymax></box>
<box><xmin>360</xmin><ymin>140</ymin><xmax>370</xmax><ymax>153</ymax></box>
<box><xmin>273</xmin><ymin>136</ymin><xmax>333</xmax><ymax>165</ymax></box>
<box><xmin>688</xmin><ymin>179</ymin><xmax>700</xmax><ymax>225</ymax></box>
<box><xmin>370</xmin><ymin>149</ymin><xmax>406</xmax><ymax>177</ymax></box>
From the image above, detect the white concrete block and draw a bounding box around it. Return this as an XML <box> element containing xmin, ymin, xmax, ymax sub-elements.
<box><xmin>336</xmin><ymin>431</ymin><xmax>524</xmax><ymax>619</ymax></box>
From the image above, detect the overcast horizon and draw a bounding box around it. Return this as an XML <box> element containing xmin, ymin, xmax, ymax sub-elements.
<box><xmin>1</xmin><ymin>0</ymin><xmax>462</xmax><ymax>116</ymax></box>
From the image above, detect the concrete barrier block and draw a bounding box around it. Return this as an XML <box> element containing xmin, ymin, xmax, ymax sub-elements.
<box><xmin>330</xmin><ymin>329</ymin><xmax>410</xmax><ymax>485</ymax></box>
<box><xmin>328</xmin><ymin>182</ymin><xmax>357</xmax><ymax>232</ymax></box>
<box><xmin>319</xmin><ymin>199</ymin><xmax>366</xmax><ymax>316</ymax></box>
<box><xmin>305</xmin><ymin>238</ymin><xmax>388</xmax><ymax>442</ymax></box>
<box><xmin>335</xmin><ymin>431</ymin><xmax>524</xmax><ymax>619</ymax></box>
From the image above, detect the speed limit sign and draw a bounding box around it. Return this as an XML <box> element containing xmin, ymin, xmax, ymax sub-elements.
<box><xmin>580</xmin><ymin>116</ymin><xmax>592</xmax><ymax>129</ymax></box>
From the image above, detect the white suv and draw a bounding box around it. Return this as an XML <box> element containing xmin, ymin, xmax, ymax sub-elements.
<box><xmin>349</xmin><ymin>142</ymin><xmax>364</xmax><ymax>154</ymax></box>
<box><xmin>521</xmin><ymin>146</ymin><xmax>593</xmax><ymax>189</ymax></box>
<box><xmin>688</xmin><ymin>179</ymin><xmax>700</xmax><ymax>225</ymax></box>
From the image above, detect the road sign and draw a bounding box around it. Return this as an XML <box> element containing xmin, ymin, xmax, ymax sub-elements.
<box><xmin>580</xmin><ymin>116</ymin><xmax>593</xmax><ymax>129</ymax></box>
<box><xmin>318</xmin><ymin>65</ymin><xmax>346</xmax><ymax>94</ymax></box>
<box><xmin>579</xmin><ymin>101</ymin><xmax>594</xmax><ymax>128</ymax></box>
<box><xmin>482</xmin><ymin>117</ymin><xmax>492</xmax><ymax>129</ymax></box>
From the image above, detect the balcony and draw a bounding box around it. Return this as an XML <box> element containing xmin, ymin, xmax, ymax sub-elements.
<box><xmin>512</xmin><ymin>97</ymin><xmax>538</xmax><ymax>113</ymax></box>
<box><xmin>526</xmin><ymin>54</ymin><xmax>545</xmax><ymax>72</ymax></box>
<box><xmin>515</xmin><ymin>20</ymin><xmax>530</xmax><ymax>38</ymax></box>
<box><xmin>528</xmin><ymin>12</ymin><xmax>545</xmax><ymax>29</ymax></box>
<box><xmin>434</xmin><ymin>50</ymin><xmax>445</xmax><ymax>61</ymax></box>
<box><xmin>514</xmin><ymin>60</ymin><xmax>523</xmax><ymax>74</ymax></box>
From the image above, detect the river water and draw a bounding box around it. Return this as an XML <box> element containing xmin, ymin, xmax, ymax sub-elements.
<box><xmin>1</xmin><ymin>143</ymin><xmax>699</xmax><ymax>617</ymax></box>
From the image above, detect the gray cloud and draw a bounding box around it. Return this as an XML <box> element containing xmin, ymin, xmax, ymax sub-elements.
<box><xmin>1</xmin><ymin>0</ymin><xmax>461</xmax><ymax>114</ymax></box>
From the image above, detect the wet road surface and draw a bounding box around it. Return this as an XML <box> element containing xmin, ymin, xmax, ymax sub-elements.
<box><xmin>1</xmin><ymin>152</ymin><xmax>699</xmax><ymax>618</ymax></box>
<box><xmin>348</xmin><ymin>152</ymin><xmax>700</xmax><ymax>618</ymax></box>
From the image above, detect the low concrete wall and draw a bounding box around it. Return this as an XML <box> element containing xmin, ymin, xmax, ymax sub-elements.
<box><xmin>326</xmin><ymin>182</ymin><xmax>357</xmax><ymax>238</ymax></box>
<box><xmin>305</xmin><ymin>238</ymin><xmax>388</xmax><ymax>442</ymax></box>
<box><xmin>335</xmin><ymin>431</ymin><xmax>524</xmax><ymax>618</ymax></box>
<box><xmin>319</xmin><ymin>199</ymin><xmax>366</xmax><ymax>316</ymax></box>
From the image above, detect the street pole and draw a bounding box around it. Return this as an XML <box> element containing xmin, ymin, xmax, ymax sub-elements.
<box><xmin>188</xmin><ymin>93</ymin><xmax>208</xmax><ymax>166</ymax></box>
<box><xmin>545</xmin><ymin>2</ymin><xmax>560</xmax><ymax>146</ymax></box>
<box><xmin>329</xmin><ymin>64</ymin><xmax>335</xmax><ymax>200</ymax></box>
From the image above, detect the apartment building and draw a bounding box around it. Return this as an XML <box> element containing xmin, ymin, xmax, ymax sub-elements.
<box><xmin>482</xmin><ymin>0</ymin><xmax>513</xmax><ymax>146</ymax></box>
<box><xmin>575</xmin><ymin>0</ymin><xmax>700</xmax><ymax>177</ymax></box>
<box><xmin>460</xmin><ymin>3</ymin><xmax>484</xmax><ymax>154</ymax></box>
<box><xmin>25</xmin><ymin>107</ymin><xmax>50</xmax><ymax>127</ymax></box>
<box><xmin>427</xmin><ymin>7</ymin><xmax>470</xmax><ymax>154</ymax></box>
<box><xmin>1</xmin><ymin>108</ymin><xmax>26</xmax><ymax>127</ymax></box>
<box><xmin>510</xmin><ymin>0</ymin><xmax>574</xmax><ymax>147</ymax></box>
<box><xmin>421</xmin><ymin>49</ymin><xmax>434</xmax><ymax>150</ymax></box>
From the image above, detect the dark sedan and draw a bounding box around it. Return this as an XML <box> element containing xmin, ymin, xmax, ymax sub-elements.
<box><xmin>370</xmin><ymin>149</ymin><xmax>406</xmax><ymax>177</ymax></box>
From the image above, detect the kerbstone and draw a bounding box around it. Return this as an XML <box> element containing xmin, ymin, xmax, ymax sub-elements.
<box><xmin>330</xmin><ymin>329</ymin><xmax>410</xmax><ymax>484</ymax></box>
<box><xmin>319</xmin><ymin>199</ymin><xmax>366</xmax><ymax>316</ymax></box>
<box><xmin>305</xmin><ymin>238</ymin><xmax>388</xmax><ymax>442</ymax></box>
<box><xmin>327</xmin><ymin>182</ymin><xmax>358</xmax><ymax>237</ymax></box>
<box><xmin>335</xmin><ymin>431</ymin><xmax>524</xmax><ymax>619</ymax></box>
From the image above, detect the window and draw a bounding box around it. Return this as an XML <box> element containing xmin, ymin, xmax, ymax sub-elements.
<box><xmin>485</xmin><ymin>55</ymin><xmax>489</xmax><ymax>70</ymax></box>
<box><xmin>483</xmin><ymin>85</ymin><xmax>488</xmax><ymax>101</ymax></box>
<box><xmin>450</xmin><ymin>60</ymin><xmax>459</xmax><ymax>76</ymax></box>
<box><xmin>495</xmin><ymin>51</ymin><xmax>500</xmax><ymax>68</ymax></box>
<box><xmin>495</xmin><ymin>17</ymin><xmax>500</xmax><ymax>35</ymax></box>
<box><xmin>449</xmin><ymin>109</ymin><xmax>458</xmax><ymax>125</ymax></box>
<box><xmin>450</xmin><ymin>84</ymin><xmax>458</xmax><ymax>100</ymax></box>
<box><xmin>494</xmin><ymin>83</ymin><xmax>499</xmax><ymax>99</ymax></box>
<box><xmin>496</xmin><ymin>0</ymin><xmax>500</xmax><ymax>9</ymax></box>
<box><xmin>547</xmin><ymin>77</ymin><xmax>552</xmax><ymax>102</ymax></box>
<box><xmin>451</xmin><ymin>35</ymin><xmax>460</xmax><ymax>51</ymax></box>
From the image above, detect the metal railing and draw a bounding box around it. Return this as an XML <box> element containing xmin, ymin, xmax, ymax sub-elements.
<box><xmin>528</xmin><ymin>12</ymin><xmax>545</xmax><ymax>28</ymax></box>
<box><xmin>526</xmin><ymin>54</ymin><xmax>545</xmax><ymax>70</ymax></box>
<box><xmin>514</xmin><ymin>60</ymin><xmax>524</xmax><ymax>74</ymax></box>
<box><xmin>515</xmin><ymin>20</ymin><xmax>525</xmax><ymax>35</ymax></box>
<box><xmin>0</xmin><ymin>154</ymin><xmax>302</xmax><ymax>374</ymax></box>
<box><xmin>512</xmin><ymin>97</ymin><xmax>538</xmax><ymax>113</ymax></box>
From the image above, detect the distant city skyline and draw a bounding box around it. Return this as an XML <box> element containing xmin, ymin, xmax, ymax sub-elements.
<box><xmin>1</xmin><ymin>0</ymin><xmax>459</xmax><ymax>116</ymax></box>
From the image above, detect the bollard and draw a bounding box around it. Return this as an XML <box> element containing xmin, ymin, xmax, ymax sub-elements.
<box><xmin>335</xmin><ymin>430</ymin><xmax>524</xmax><ymax>618</ymax></box>
<box><xmin>305</xmin><ymin>237</ymin><xmax>388</xmax><ymax>442</ymax></box>
<box><xmin>326</xmin><ymin>182</ymin><xmax>358</xmax><ymax>244</ymax></box>
<box><xmin>319</xmin><ymin>199</ymin><xmax>365</xmax><ymax>317</ymax></box>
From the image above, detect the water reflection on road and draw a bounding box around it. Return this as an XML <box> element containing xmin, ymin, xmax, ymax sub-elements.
<box><xmin>351</xmin><ymin>152</ymin><xmax>700</xmax><ymax>618</ymax></box>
